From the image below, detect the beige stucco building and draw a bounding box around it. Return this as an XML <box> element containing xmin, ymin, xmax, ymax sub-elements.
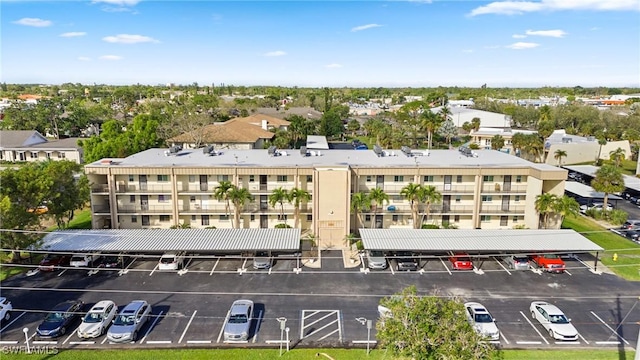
<box><xmin>85</xmin><ymin>147</ymin><xmax>567</xmax><ymax>249</ymax></box>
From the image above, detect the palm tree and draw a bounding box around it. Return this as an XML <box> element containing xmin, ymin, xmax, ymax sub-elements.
<box><xmin>421</xmin><ymin>110</ymin><xmax>443</xmax><ymax>150</ymax></box>
<box><xmin>213</xmin><ymin>180</ymin><xmax>234</xmax><ymax>220</ymax></box>
<box><xmin>554</xmin><ymin>149</ymin><xmax>567</xmax><ymax>167</ymax></box>
<box><xmin>491</xmin><ymin>135</ymin><xmax>505</xmax><ymax>151</ymax></box>
<box><xmin>269</xmin><ymin>187</ymin><xmax>289</xmax><ymax>225</ymax></box>
<box><xmin>609</xmin><ymin>147</ymin><xmax>626</xmax><ymax>167</ymax></box>
<box><xmin>534</xmin><ymin>193</ymin><xmax>558</xmax><ymax>229</ymax></box>
<box><xmin>400</xmin><ymin>183</ymin><xmax>423</xmax><ymax>229</ymax></box>
<box><xmin>420</xmin><ymin>185</ymin><xmax>442</xmax><ymax>226</ymax></box>
<box><xmin>368</xmin><ymin>187</ymin><xmax>389</xmax><ymax>229</ymax></box>
<box><xmin>552</xmin><ymin>196</ymin><xmax>580</xmax><ymax>225</ymax></box>
<box><xmin>288</xmin><ymin>187</ymin><xmax>311</xmax><ymax>228</ymax></box>
<box><xmin>591</xmin><ymin>164</ymin><xmax>625</xmax><ymax>211</ymax></box>
<box><xmin>228</xmin><ymin>186</ymin><xmax>253</xmax><ymax>229</ymax></box>
<box><xmin>350</xmin><ymin>192</ymin><xmax>370</xmax><ymax>231</ymax></box>
<box><xmin>596</xmin><ymin>138</ymin><xmax>607</xmax><ymax>165</ymax></box>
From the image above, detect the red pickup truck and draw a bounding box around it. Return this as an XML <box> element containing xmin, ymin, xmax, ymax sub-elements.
<box><xmin>531</xmin><ymin>254</ymin><xmax>565</xmax><ymax>273</ymax></box>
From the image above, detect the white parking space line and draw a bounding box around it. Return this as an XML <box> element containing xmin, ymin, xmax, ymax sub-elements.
<box><xmin>146</xmin><ymin>340</ymin><xmax>172</xmax><ymax>344</ymax></box>
<box><xmin>596</xmin><ymin>341</ymin><xmax>622</xmax><ymax>345</ymax></box>
<box><xmin>241</xmin><ymin>258</ymin><xmax>248</xmax><ymax>270</ymax></box>
<box><xmin>140</xmin><ymin>310</ymin><xmax>164</xmax><ymax>344</ymax></box>
<box><xmin>32</xmin><ymin>341</ymin><xmax>57</xmax><ymax>345</ymax></box>
<box><xmin>303</xmin><ymin>312</ymin><xmax>336</xmax><ymax>330</ymax></box>
<box><xmin>304</xmin><ymin>319</ymin><xmax>339</xmax><ymax>339</ymax></box>
<box><xmin>493</xmin><ymin>257</ymin><xmax>511</xmax><ymax>275</ymax></box>
<box><xmin>590</xmin><ymin>311</ymin><xmax>630</xmax><ymax>345</ymax></box>
<box><xmin>439</xmin><ymin>258</ymin><xmax>452</xmax><ymax>275</ymax></box>
<box><xmin>0</xmin><ymin>311</ymin><xmax>26</xmax><ymax>333</ymax></box>
<box><xmin>210</xmin><ymin>258</ymin><xmax>220</xmax><ymax>275</ymax></box>
<box><xmin>187</xmin><ymin>340</ymin><xmax>212</xmax><ymax>344</ymax></box>
<box><xmin>101</xmin><ymin>336</ymin><xmax>109</xmax><ymax>344</ymax></box>
<box><xmin>303</xmin><ymin>310</ymin><xmax>320</xmax><ymax>320</ymax></box>
<box><xmin>149</xmin><ymin>264</ymin><xmax>159</xmax><ymax>276</ymax></box>
<box><xmin>62</xmin><ymin>330</ymin><xmax>77</xmax><ymax>344</ymax></box>
<box><xmin>69</xmin><ymin>341</ymin><xmax>95</xmax><ymax>345</ymax></box>
<box><xmin>389</xmin><ymin>262</ymin><xmax>395</xmax><ymax>275</ymax></box>
<box><xmin>216</xmin><ymin>310</ymin><xmax>230</xmax><ymax>343</ymax></box>
<box><xmin>252</xmin><ymin>309</ymin><xmax>263</xmax><ymax>343</ymax></box>
<box><xmin>501</xmin><ymin>332</ymin><xmax>510</xmax><ymax>345</ymax></box>
<box><xmin>515</xmin><ymin>340</ymin><xmax>542</xmax><ymax>345</ymax></box>
<box><xmin>577</xmin><ymin>333</ymin><xmax>589</xmax><ymax>344</ymax></box>
<box><xmin>57</xmin><ymin>269</ymin><xmax>68</xmax><ymax>277</ymax></box>
<box><xmin>519</xmin><ymin>311</ymin><xmax>549</xmax><ymax>345</ymax></box>
<box><xmin>554</xmin><ymin>341</ymin><xmax>580</xmax><ymax>345</ymax></box>
<box><xmin>352</xmin><ymin>340</ymin><xmax>377</xmax><ymax>344</ymax></box>
<box><xmin>0</xmin><ymin>341</ymin><xmax>18</xmax><ymax>345</ymax></box>
<box><xmin>317</xmin><ymin>328</ymin><xmax>340</xmax><ymax>341</ymax></box>
<box><xmin>564</xmin><ymin>269</ymin><xmax>572</xmax><ymax>276</ymax></box>
<box><xmin>178</xmin><ymin>310</ymin><xmax>197</xmax><ymax>344</ymax></box>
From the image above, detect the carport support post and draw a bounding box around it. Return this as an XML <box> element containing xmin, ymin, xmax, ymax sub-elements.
<box><xmin>277</xmin><ymin>317</ymin><xmax>287</xmax><ymax>356</ymax></box>
<box><xmin>636</xmin><ymin>325</ymin><xmax>640</xmax><ymax>360</ymax></box>
<box><xmin>594</xmin><ymin>252</ymin><xmax>599</xmax><ymax>272</ymax></box>
<box><xmin>366</xmin><ymin>319</ymin><xmax>372</xmax><ymax>355</ymax></box>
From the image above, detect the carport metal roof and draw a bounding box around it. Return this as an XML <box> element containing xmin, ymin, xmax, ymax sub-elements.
<box><xmin>565</xmin><ymin>165</ymin><xmax>640</xmax><ymax>193</ymax></box>
<box><xmin>564</xmin><ymin>181</ymin><xmax>622</xmax><ymax>200</ymax></box>
<box><xmin>359</xmin><ymin>229</ymin><xmax>603</xmax><ymax>252</ymax></box>
<box><xmin>38</xmin><ymin>228</ymin><xmax>301</xmax><ymax>252</ymax></box>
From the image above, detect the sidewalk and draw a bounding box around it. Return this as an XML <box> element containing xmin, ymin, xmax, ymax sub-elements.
<box><xmin>301</xmin><ymin>248</ymin><xmax>362</xmax><ymax>269</ymax></box>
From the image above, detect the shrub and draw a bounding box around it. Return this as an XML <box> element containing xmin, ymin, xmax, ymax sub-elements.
<box><xmin>275</xmin><ymin>223</ymin><xmax>292</xmax><ymax>228</ymax></box>
<box><xmin>607</xmin><ymin>209</ymin><xmax>628</xmax><ymax>225</ymax></box>
<box><xmin>422</xmin><ymin>224</ymin><xmax>440</xmax><ymax>229</ymax></box>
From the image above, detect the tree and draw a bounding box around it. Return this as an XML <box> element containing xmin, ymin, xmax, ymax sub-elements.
<box><xmin>471</xmin><ymin>117</ymin><xmax>481</xmax><ymax>132</ymax></box>
<box><xmin>420</xmin><ymin>185</ymin><xmax>442</xmax><ymax>226</ymax></box>
<box><xmin>368</xmin><ymin>187</ymin><xmax>389</xmax><ymax>228</ymax></box>
<box><xmin>596</xmin><ymin>138</ymin><xmax>607</xmax><ymax>165</ymax></box>
<box><xmin>288</xmin><ymin>188</ymin><xmax>310</xmax><ymax>228</ymax></box>
<box><xmin>228</xmin><ymin>186</ymin><xmax>253</xmax><ymax>229</ymax></box>
<box><xmin>350</xmin><ymin>192</ymin><xmax>370</xmax><ymax>231</ymax></box>
<box><xmin>534</xmin><ymin>193</ymin><xmax>558</xmax><ymax>229</ymax></box>
<box><xmin>609</xmin><ymin>147</ymin><xmax>626</xmax><ymax>167</ymax></box>
<box><xmin>213</xmin><ymin>180</ymin><xmax>234</xmax><ymax>223</ymax></box>
<box><xmin>41</xmin><ymin>160</ymin><xmax>90</xmax><ymax>228</ymax></box>
<box><xmin>490</xmin><ymin>135</ymin><xmax>505</xmax><ymax>151</ymax></box>
<box><xmin>421</xmin><ymin>110</ymin><xmax>443</xmax><ymax>149</ymax></box>
<box><xmin>554</xmin><ymin>149</ymin><xmax>567</xmax><ymax>167</ymax></box>
<box><xmin>318</xmin><ymin>106</ymin><xmax>347</xmax><ymax>138</ymax></box>
<box><xmin>400</xmin><ymin>183</ymin><xmax>423</xmax><ymax>229</ymax></box>
<box><xmin>346</xmin><ymin>119</ymin><xmax>360</xmax><ymax>137</ymax></box>
<box><xmin>376</xmin><ymin>286</ymin><xmax>496</xmax><ymax>360</ymax></box>
<box><xmin>437</xmin><ymin>118</ymin><xmax>458</xmax><ymax>147</ymax></box>
<box><xmin>269</xmin><ymin>187</ymin><xmax>289</xmax><ymax>225</ymax></box>
<box><xmin>553</xmin><ymin>195</ymin><xmax>580</xmax><ymax>225</ymax></box>
<box><xmin>591</xmin><ymin>164</ymin><xmax>625</xmax><ymax>211</ymax></box>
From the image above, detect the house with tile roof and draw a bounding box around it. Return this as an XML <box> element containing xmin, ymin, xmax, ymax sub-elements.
<box><xmin>0</xmin><ymin>130</ymin><xmax>83</xmax><ymax>163</ymax></box>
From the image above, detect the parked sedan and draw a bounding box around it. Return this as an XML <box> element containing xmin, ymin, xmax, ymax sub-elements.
<box><xmin>107</xmin><ymin>300</ymin><xmax>151</xmax><ymax>343</ymax></box>
<box><xmin>580</xmin><ymin>203</ymin><xmax>612</xmax><ymax>213</ymax></box>
<box><xmin>38</xmin><ymin>254</ymin><xmax>71</xmax><ymax>272</ymax></box>
<box><xmin>395</xmin><ymin>252</ymin><xmax>419</xmax><ymax>271</ymax></box>
<box><xmin>504</xmin><ymin>255</ymin><xmax>530</xmax><ymax>270</ymax></box>
<box><xmin>366</xmin><ymin>250</ymin><xmax>388</xmax><ymax>270</ymax></box>
<box><xmin>253</xmin><ymin>252</ymin><xmax>272</xmax><ymax>270</ymax></box>
<box><xmin>36</xmin><ymin>300</ymin><xmax>84</xmax><ymax>339</ymax></box>
<box><xmin>77</xmin><ymin>300</ymin><xmax>117</xmax><ymax>339</ymax></box>
<box><xmin>224</xmin><ymin>299</ymin><xmax>254</xmax><ymax>342</ymax></box>
<box><xmin>0</xmin><ymin>297</ymin><xmax>12</xmax><ymax>322</ymax></box>
<box><xmin>530</xmin><ymin>301</ymin><xmax>578</xmax><ymax>341</ymax></box>
<box><xmin>464</xmin><ymin>302</ymin><xmax>500</xmax><ymax>341</ymax></box>
<box><xmin>625</xmin><ymin>229</ymin><xmax>640</xmax><ymax>242</ymax></box>
<box><xmin>449</xmin><ymin>253</ymin><xmax>473</xmax><ymax>271</ymax></box>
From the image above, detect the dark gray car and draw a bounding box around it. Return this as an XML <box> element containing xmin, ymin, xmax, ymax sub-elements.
<box><xmin>107</xmin><ymin>300</ymin><xmax>151</xmax><ymax>343</ymax></box>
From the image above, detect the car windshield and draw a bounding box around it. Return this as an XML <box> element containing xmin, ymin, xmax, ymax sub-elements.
<box><xmin>474</xmin><ymin>313</ymin><xmax>493</xmax><ymax>323</ymax></box>
<box><xmin>84</xmin><ymin>312</ymin><xmax>103</xmax><ymax>323</ymax></box>
<box><xmin>457</xmin><ymin>257</ymin><xmax>471</xmax><ymax>262</ymax></box>
<box><xmin>160</xmin><ymin>257</ymin><xmax>176</xmax><ymax>264</ymax></box>
<box><xmin>256</xmin><ymin>252</ymin><xmax>268</xmax><ymax>257</ymax></box>
<box><xmin>44</xmin><ymin>312</ymin><xmax>64</xmax><ymax>322</ymax></box>
<box><xmin>228</xmin><ymin>314</ymin><xmax>247</xmax><ymax>324</ymax></box>
<box><xmin>370</xmin><ymin>251</ymin><xmax>384</xmax><ymax>257</ymax></box>
<box><xmin>114</xmin><ymin>314</ymin><xmax>135</xmax><ymax>326</ymax></box>
<box><xmin>104</xmin><ymin>257</ymin><xmax>118</xmax><ymax>263</ymax></box>
<box><xmin>71</xmin><ymin>256</ymin><xmax>85</xmax><ymax>262</ymax></box>
<box><xmin>549</xmin><ymin>314</ymin><xmax>569</xmax><ymax>324</ymax></box>
<box><xmin>514</xmin><ymin>257</ymin><xmax>528</xmax><ymax>262</ymax></box>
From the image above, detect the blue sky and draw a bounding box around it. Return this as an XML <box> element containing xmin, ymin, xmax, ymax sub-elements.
<box><xmin>2</xmin><ymin>0</ymin><xmax>639</xmax><ymax>87</ymax></box>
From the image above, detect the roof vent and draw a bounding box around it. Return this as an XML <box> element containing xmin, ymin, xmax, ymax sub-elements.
<box><xmin>300</xmin><ymin>146</ymin><xmax>309</xmax><ymax>157</ymax></box>
<box><xmin>373</xmin><ymin>145</ymin><xmax>383</xmax><ymax>157</ymax></box>
<box><xmin>268</xmin><ymin>146</ymin><xmax>278</xmax><ymax>156</ymax></box>
<box><xmin>459</xmin><ymin>146</ymin><xmax>475</xmax><ymax>157</ymax></box>
<box><xmin>401</xmin><ymin>146</ymin><xmax>413</xmax><ymax>157</ymax></box>
<box><xmin>203</xmin><ymin>145</ymin><xmax>220</xmax><ymax>156</ymax></box>
<box><xmin>166</xmin><ymin>145</ymin><xmax>182</xmax><ymax>156</ymax></box>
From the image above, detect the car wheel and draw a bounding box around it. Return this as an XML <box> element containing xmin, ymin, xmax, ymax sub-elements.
<box><xmin>3</xmin><ymin>312</ymin><xmax>10</xmax><ymax>321</ymax></box>
<box><xmin>549</xmin><ymin>329</ymin><xmax>554</xmax><ymax>339</ymax></box>
<box><xmin>531</xmin><ymin>311</ymin><xmax>535</xmax><ymax>319</ymax></box>
<box><xmin>133</xmin><ymin>331</ymin><xmax>138</xmax><ymax>341</ymax></box>
<box><xmin>60</xmin><ymin>327</ymin><xmax>66</xmax><ymax>335</ymax></box>
<box><xmin>100</xmin><ymin>326</ymin><xmax>105</xmax><ymax>335</ymax></box>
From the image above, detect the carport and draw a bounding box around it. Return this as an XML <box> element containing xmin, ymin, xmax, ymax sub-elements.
<box><xmin>565</xmin><ymin>164</ymin><xmax>640</xmax><ymax>199</ymax></box>
<box><xmin>359</xmin><ymin>228</ymin><xmax>604</xmax><ymax>270</ymax></box>
<box><xmin>564</xmin><ymin>181</ymin><xmax>622</xmax><ymax>206</ymax></box>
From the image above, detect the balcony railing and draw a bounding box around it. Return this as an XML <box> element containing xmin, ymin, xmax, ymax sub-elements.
<box><xmin>480</xmin><ymin>205</ymin><xmax>526</xmax><ymax>213</ymax></box>
<box><xmin>180</xmin><ymin>203</ymin><xmax>312</xmax><ymax>213</ymax></box>
<box><xmin>117</xmin><ymin>205</ymin><xmax>174</xmax><ymax>213</ymax></box>
<box><xmin>92</xmin><ymin>206</ymin><xmax>111</xmax><ymax>213</ymax></box>
<box><xmin>91</xmin><ymin>185</ymin><xmax>110</xmax><ymax>193</ymax></box>
<box><xmin>434</xmin><ymin>184</ymin><xmax>476</xmax><ymax>193</ymax></box>
<box><xmin>117</xmin><ymin>184</ymin><xmax>173</xmax><ymax>193</ymax></box>
<box><xmin>481</xmin><ymin>184</ymin><xmax>528</xmax><ymax>193</ymax></box>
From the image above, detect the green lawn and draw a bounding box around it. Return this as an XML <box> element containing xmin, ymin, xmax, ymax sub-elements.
<box><xmin>562</xmin><ymin>215</ymin><xmax>640</xmax><ymax>281</ymax></box>
<box><xmin>0</xmin><ymin>348</ymin><xmax>633</xmax><ymax>360</ymax></box>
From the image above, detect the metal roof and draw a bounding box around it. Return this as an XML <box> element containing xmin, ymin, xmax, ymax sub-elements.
<box><xmin>38</xmin><ymin>228</ymin><xmax>301</xmax><ymax>253</ymax></box>
<box><xmin>564</xmin><ymin>181</ymin><xmax>622</xmax><ymax>200</ymax></box>
<box><xmin>565</xmin><ymin>165</ymin><xmax>640</xmax><ymax>193</ymax></box>
<box><xmin>359</xmin><ymin>229</ymin><xmax>603</xmax><ymax>252</ymax></box>
<box><xmin>306</xmin><ymin>135</ymin><xmax>329</xmax><ymax>150</ymax></box>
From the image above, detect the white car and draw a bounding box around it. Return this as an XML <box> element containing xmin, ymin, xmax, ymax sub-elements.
<box><xmin>529</xmin><ymin>301</ymin><xmax>578</xmax><ymax>341</ymax></box>
<box><xmin>579</xmin><ymin>203</ymin><xmax>612</xmax><ymax>213</ymax></box>
<box><xmin>0</xmin><ymin>297</ymin><xmax>12</xmax><ymax>321</ymax></box>
<box><xmin>158</xmin><ymin>252</ymin><xmax>185</xmax><ymax>271</ymax></box>
<box><xmin>464</xmin><ymin>302</ymin><xmax>500</xmax><ymax>341</ymax></box>
<box><xmin>77</xmin><ymin>300</ymin><xmax>118</xmax><ymax>338</ymax></box>
<box><xmin>224</xmin><ymin>299</ymin><xmax>254</xmax><ymax>342</ymax></box>
<box><xmin>70</xmin><ymin>253</ymin><xmax>98</xmax><ymax>268</ymax></box>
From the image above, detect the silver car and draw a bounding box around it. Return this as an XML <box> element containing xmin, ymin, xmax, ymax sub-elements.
<box><xmin>253</xmin><ymin>252</ymin><xmax>272</xmax><ymax>270</ymax></box>
<box><xmin>77</xmin><ymin>300</ymin><xmax>117</xmax><ymax>339</ymax></box>
<box><xmin>224</xmin><ymin>299</ymin><xmax>253</xmax><ymax>342</ymax></box>
<box><xmin>107</xmin><ymin>300</ymin><xmax>151</xmax><ymax>343</ymax></box>
<box><xmin>366</xmin><ymin>250</ymin><xmax>387</xmax><ymax>270</ymax></box>
<box><xmin>504</xmin><ymin>255</ymin><xmax>530</xmax><ymax>270</ymax></box>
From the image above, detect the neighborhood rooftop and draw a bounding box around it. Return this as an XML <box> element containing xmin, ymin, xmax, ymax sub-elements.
<box><xmin>87</xmin><ymin>147</ymin><xmax>566</xmax><ymax>171</ymax></box>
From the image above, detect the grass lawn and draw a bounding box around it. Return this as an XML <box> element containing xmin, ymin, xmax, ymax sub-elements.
<box><xmin>0</xmin><ymin>348</ymin><xmax>633</xmax><ymax>360</ymax></box>
<box><xmin>562</xmin><ymin>215</ymin><xmax>640</xmax><ymax>281</ymax></box>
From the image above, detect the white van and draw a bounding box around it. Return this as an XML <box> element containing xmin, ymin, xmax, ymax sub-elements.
<box><xmin>158</xmin><ymin>252</ymin><xmax>185</xmax><ymax>270</ymax></box>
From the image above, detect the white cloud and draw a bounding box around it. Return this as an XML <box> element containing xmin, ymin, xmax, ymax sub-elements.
<box><xmin>325</xmin><ymin>63</ymin><xmax>343</xmax><ymax>68</ymax></box>
<box><xmin>512</xmin><ymin>34</ymin><xmax>527</xmax><ymax>38</ymax></box>
<box><xmin>13</xmin><ymin>18</ymin><xmax>52</xmax><ymax>27</ymax></box>
<box><xmin>92</xmin><ymin>0</ymin><xmax>140</xmax><ymax>5</ymax></box>
<box><xmin>263</xmin><ymin>50</ymin><xmax>286</xmax><ymax>57</ymax></box>
<box><xmin>462</xmin><ymin>49</ymin><xmax>474</xmax><ymax>53</ymax></box>
<box><xmin>351</xmin><ymin>23</ymin><xmax>382</xmax><ymax>32</ymax></box>
<box><xmin>100</xmin><ymin>55</ymin><xmax>123</xmax><ymax>60</ymax></box>
<box><xmin>60</xmin><ymin>32</ymin><xmax>87</xmax><ymax>38</ymax></box>
<box><xmin>78</xmin><ymin>56</ymin><xmax>91</xmax><ymax>61</ymax></box>
<box><xmin>525</xmin><ymin>29</ymin><xmax>567</xmax><ymax>37</ymax></box>
<box><xmin>506</xmin><ymin>42</ymin><xmax>540</xmax><ymax>49</ymax></box>
<box><xmin>469</xmin><ymin>0</ymin><xmax>640</xmax><ymax>16</ymax></box>
<box><xmin>102</xmin><ymin>34</ymin><xmax>159</xmax><ymax>44</ymax></box>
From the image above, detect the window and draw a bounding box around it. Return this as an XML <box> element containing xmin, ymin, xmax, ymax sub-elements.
<box><xmin>516</xmin><ymin>175</ymin><xmax>522</xmax><ymax>183</ymax></box>
<box><xmin>277</xmin><ymin>214</ymin><xmax>288</xmax><ymax>221</ymax></box>
<box><xmin>220</xmin><ymin>215</ymin><xmax>229</xmax><ymax>220</ymax></box>
<box><xmin>307</xmin><ymin>214</ymin><xmax>313</xmax><ymax>221</ymax></box>
<box><xmin>514</xmin><ymin>195</ymin><xmax>521</xmax><ymax>202</ymax></box>
<box><xmin>392</xmin><ymin>214</ymin><xmax>399</xmax><ymax>222</ymax></box>
<box><xmin>500</xmin><ymin>216</ymin><xmax>508</xmax><ymax>226</ymax></box>
<box><xmin>250</xmin><ymin>214</ymin><xmax>255</xmax><ymax>221</ymax></box>
<box><xmin>190</xmin><ymin>196</ymin><xmax>196</xmax><ymax>203</ymax></box>
<box><xmin>394</xmin><ymin>175</ymin><xmax>404</xmax><ymax>182</ymax></box>
<box><xmin>157</xmin><ymin>175</ymin><xmax>169</xmax><ymax>182</ymax></box>
<box><xmin>455</xmin><ymin>195</ymin><xmax>461</xmax><ymax>203</ymax></box>
<box><xmin>189</xmin><ymin>175</ymin><xmax>196</xmax><ymax>183</ymax></box>
<box><xmin>456</xmin><ymin>175</ymin><xmax>462</xmax><ymax>183</ymax></box>
<box><xmin>249</xmin><ymin>175</ymin><xmax>255</xmax><ymax>182</ymax></box>
<box><xmin>159</xmin><ymin>215</ymin><xmax>170</xmax><ymax>222</ymax></box>
<box><xmin>481</xmin><ymin>215</ymin><xmax>491</xmax><ymax>222</ymax></box>
<box><xmin>483</xmin><ymin>175</ymin><xmax>494</xmax><ymax>182</ymax></box>
<box><xmin>424</xmin><ymin>176</ymin><xmax>433</xmax><ymax>182</ymax></box>
<box><xmin>30</xmin><ymin>152</ymin><xmax>38</xmax><ymax>159</ymax></box>
<box><xmin>482</xmin><ymin>195</ymin><xmax>492</xmax><ymax>202</ymax></box>
<box><xmin>130</xmin><ymin>195</ymin><xmax>135</xmax><ymax>203</ymax></box>
<box><xmin>366</xmin><ymin>176</ymin><xmax>372</xmax><ymax>182</ymax></box>
<box><xmin>513</xmin><ymin>216</ymin><xmax>519</xmax><ymax>223</ymax></box>
<box><xmin>307</xmin><ymin>175</ymin><xmax>312</xmax><ymax>182</ymax></box>
<box><xmin>57</xmin><ymin>152</ymin><xmax>65</xmax><ymax>159</ymax></box>
<box><xmin>365</xmin><ymin>215</ymin><xmax>371</xmax><ymax>222</ymax></box>
<box><xmin>142</xmin><ymin>215</ymin><xmax>150</xmax><ymax>226</ymax></box>
<box><xmin>202</xmin><ymin>215</ymin><xmax>210</xmax><ymax>226</ymax></box>
<box><xmin>454</xmin><ymin>215</ymin><xmax>460</xmax><ymax>222</ymax></box>
<box><xmin>277</xmin><ymin>175</ymin><xmax>288</xmax><ymax>182</ymax></box>
<box><xmin>191</xmin><ymin>215</ymin><xmax>196</xmax><ymax>221</ymax></box>
<box><xmin>131</xmin><ymin>216</ymin><xmax>137</xmax><ymax>223</ymax></box>
<box><xmin>484</xmin><ymin>139</ymin><xmax>491</xmax><ymax>146</ymax></box>
<box><xmin>158</xmin><ymin>195</ymin><xmax>168</xmax><ymax>203</ymax></box>
<box><xmin>129</xmin><ymin>175</ymin><xmax>135</xmax><ymax>182</ymax></box>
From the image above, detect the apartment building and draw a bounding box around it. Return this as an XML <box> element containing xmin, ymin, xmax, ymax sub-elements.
<box><xmin>85</xmin><ymin>146</ymin><xmax>567</xmax><ymax>248</ymax></box>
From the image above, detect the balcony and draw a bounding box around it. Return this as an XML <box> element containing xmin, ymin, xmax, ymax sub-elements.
<box><xmin>433</xmin><ymin>184</ymin><xmax>476</xmax><ymax>193</ymax></box>
<box><xmin>480</xmin><ymin>205</ymin><xmax>526</xmax><ymax>214</ymax></box>
<box><xmin>92</xmin><ymin>205</ymin><xmax>111</xmax><ymax>214</ymax></box>
<box><xmin>117</xmin><ymin>205</ymin><xmax>174</xmax><ymax>213</ymax></box>
<box><xmin>243</xmin><ymin>183</ymin><xmax>297</xmax><ymax>193</ymax></box>
<box><xmin>91</xmin><ymin>184</ymin><xmax>110</xmax><ymax>193</ymax></box>
<box><xmin>117</xmin><ymin>184</ymin><xmax>173</xmax><ymax>193</ymax></box>
<box><xmin>481</xmin><ymin>184</ymin><xmax>528</xmax><ymax>193</ymax></box>
<box><xmin>432</xmin><ymin>205</ymin><xmax>475</xmax><ymax>214</ymax></box>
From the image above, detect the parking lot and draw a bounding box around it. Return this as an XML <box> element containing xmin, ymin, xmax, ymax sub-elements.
<box><xmin>1</xmin><ymin>249</ymin><xmax>638</xmax><ymax>351</ymax></box>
